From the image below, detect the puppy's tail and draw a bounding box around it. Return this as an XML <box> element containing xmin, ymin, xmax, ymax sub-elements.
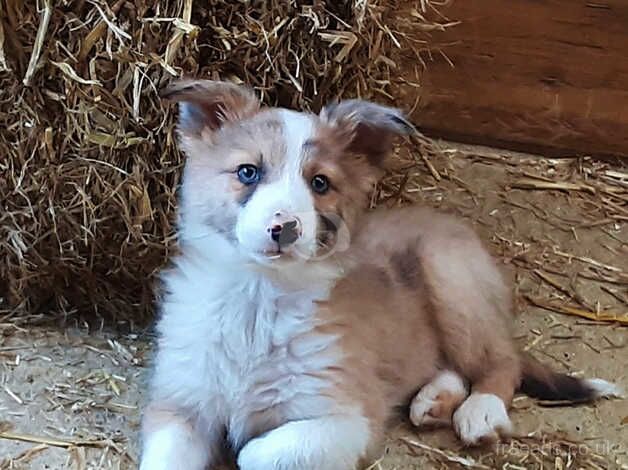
<box><xmin>518</xmin><ymin>353</ymin><xmax>623</xmax><ymax>402</ymax></box>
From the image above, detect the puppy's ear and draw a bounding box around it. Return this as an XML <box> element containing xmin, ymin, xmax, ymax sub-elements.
<box><xmin>320</xmin><ymin>100</ymin><xmax>414</xmax><ymax>165</ymax></box>
<box><xmin>161</xmin><ymin>80</ymin><xmax>260</xmax><ymax>135</ymax></box>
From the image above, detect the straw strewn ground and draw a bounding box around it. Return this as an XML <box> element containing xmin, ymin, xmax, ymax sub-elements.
<box><xmin>1</xmin><ymin>141</ymin><xmax>626</xmax><ymax>469</ymax></box>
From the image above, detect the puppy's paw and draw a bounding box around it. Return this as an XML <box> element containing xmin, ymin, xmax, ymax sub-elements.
<box><xmin>238</xmin><ymin>436</ymin><xmax>275</xmax><ymax>470</ymax></box>
<box><xmin>237</xmin><ymin>416</ymin><xmax>367</xmax><ymax>470</ymax></box>
<box><xmin>453</xmin><ymin>393</ymin><xmax>513</xmax><ymax>446</ymax></box>
<box><xmin>410</xmin><ymin>394</ymin><xmax>442</xmax><ymax>427</ymax></box>
<box><xmin>410</xmin><ymin>370</ymin><xmax>468</xmax><ymax>428</ymax></box>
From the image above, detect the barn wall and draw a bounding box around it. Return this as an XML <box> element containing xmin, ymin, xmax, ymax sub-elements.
<box><xmin>397</xmin><ymin>0</ymin><xmax>628</xmax><ymax>159</ymax></box>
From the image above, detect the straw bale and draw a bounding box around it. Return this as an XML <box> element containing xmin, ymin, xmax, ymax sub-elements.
<box><xmin>0</xmin><ymin>0</ymin><xmax>451</xmax><ymax>321</ymax></box>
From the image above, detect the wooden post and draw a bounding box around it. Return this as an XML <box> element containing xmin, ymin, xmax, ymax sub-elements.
<box><xmin>395</xmin><ymin>0</ymin><xmax>628</xmax><ymax>159</ymax></box>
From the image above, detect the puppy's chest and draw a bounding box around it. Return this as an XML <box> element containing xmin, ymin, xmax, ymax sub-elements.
<box><xmin>209</xmin><ymin>287</ymin><xmax>342</xmax><ymax>438</ymax></box>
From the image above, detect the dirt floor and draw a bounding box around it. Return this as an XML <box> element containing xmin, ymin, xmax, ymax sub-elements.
<box><xmin>1</xmin><ymin>141</ymin><xmax>627</xmax><ymax>469</ymax></box>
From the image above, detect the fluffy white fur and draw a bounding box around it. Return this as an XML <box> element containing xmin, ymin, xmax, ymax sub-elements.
<box><xmin>144</xmin><ymin>238</ymin><xmax>350</xmax><ymax>456</ymax></box>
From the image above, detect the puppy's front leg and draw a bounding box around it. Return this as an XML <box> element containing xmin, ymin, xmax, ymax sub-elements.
<box><xmin>140</xmin><ymin>403</ymin><xmax>218</xmax><ymax>470</ymax></box>
<box><xmin>237</xmin><ymin>414</ymin><xmax>372</xmax><ymax>470</ymax></box>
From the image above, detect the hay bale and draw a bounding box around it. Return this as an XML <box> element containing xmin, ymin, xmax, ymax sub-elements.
<box><xmin>0</xmin><ymin>0</ymin><xmax>449</xmax><ymax>322</ymax></box>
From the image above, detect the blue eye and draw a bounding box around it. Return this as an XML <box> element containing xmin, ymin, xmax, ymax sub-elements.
<box><xmin>237</xmin><ymin>164</ymin><xmax>260</xmax><ymax>185</ymax></box>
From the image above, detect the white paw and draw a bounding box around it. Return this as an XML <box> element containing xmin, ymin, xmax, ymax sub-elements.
<box><xmin>410</xmin><ymin>394</ymin><xmax>442</xmax><ymax>427</ymax></box>
<box><xmin>410</xmin><ymin>371</ymin><xmax>468</xmax><ymax>428</ymax></box>
<box><xmin>453</xmin><ymin>393</ymin><xmax>513</xmax><ymax>445</ymax></box>
<box><xmin>140</xmin><ymin>431</ymin><xmax>208</xmax><ymax>470</ymax></box>
<box><xmin>238</xmin><ymin>436</ymin><xmax>277</xmax><ymax>470</ymax></box>
<box><xmin>237</xmin><ymin>416</ymin><xmax>366</xmax><ymax>470</ymax></box>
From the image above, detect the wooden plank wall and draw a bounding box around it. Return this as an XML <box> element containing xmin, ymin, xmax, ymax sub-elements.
<box><xmin>396</xmin><ymin>0</ymin><xmax>628</xmax><ymax>159</ymax></box>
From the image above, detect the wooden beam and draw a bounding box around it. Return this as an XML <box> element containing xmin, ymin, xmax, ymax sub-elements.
<box><xmin>395</xmin><ymin>0</ymin><xmax>628</xmax><ymax>159</ymax></box>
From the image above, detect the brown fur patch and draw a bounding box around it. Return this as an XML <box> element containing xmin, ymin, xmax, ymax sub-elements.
<box><xmin>390</xmin><ymin>244</ymin><xmax>422</xmax><ymax>289</ymax></box>
<box><xmin>302</xmin><ymin>124</ymin><xmax>386</xmax><ymax>256</ymax></box>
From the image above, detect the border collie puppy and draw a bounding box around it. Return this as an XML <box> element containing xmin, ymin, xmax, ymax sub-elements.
<box><xmin>140</xmin><ymin>80</ymin><xmax>620</xmax><ymax>470</ymax></box>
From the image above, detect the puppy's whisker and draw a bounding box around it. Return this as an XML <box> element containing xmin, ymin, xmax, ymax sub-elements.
<box><xmin>316</xmin><ymin>241</ymin><xmax>334</xmax><ymax>251</ymax></box>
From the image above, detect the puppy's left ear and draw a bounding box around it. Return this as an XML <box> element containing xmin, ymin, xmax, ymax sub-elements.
<box><xmin>320</xmin><ymin>100</ymin><xmax>415</xmax><ymax>165</ymax></box>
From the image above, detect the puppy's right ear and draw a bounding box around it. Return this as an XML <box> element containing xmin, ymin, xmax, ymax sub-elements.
<box><xmin>320</xmin><ymin>99</ymin><xmax>414</xmax><ymax>167</ymax></box>
<box><xmin>161</xmin><ymin>80</ymin><xmax>260</xmax><ymax>136</ymax></box>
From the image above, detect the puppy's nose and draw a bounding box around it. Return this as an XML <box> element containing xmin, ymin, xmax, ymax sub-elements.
<box><xmin>269</xmin><ymin>218</ymin><xmax>300</xmax><ymax>247</ymax></box>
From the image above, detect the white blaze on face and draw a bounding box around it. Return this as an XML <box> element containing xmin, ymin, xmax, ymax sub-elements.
<box><xmin>235</xmin><ymin>109</ymin><xmax>319</xmax><ymax>260</ymax></box>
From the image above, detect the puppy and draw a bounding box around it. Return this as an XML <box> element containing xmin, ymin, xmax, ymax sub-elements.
<box><xmin>140</xmin><ymin>80</ymin><xmax>620</xmax><ymax>470</ymax></box>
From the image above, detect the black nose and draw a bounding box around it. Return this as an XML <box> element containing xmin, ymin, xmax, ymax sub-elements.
<box><xmin>270</xmin><ymin>220</ymin><xmax>299</xmax><ymax>246</ymax></box>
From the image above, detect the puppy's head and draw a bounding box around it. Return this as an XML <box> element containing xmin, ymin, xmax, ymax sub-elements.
<box><xmin>164</xmin><ymin>80</ymin><xmax>412</xmax><ymax>265</ymax></box>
